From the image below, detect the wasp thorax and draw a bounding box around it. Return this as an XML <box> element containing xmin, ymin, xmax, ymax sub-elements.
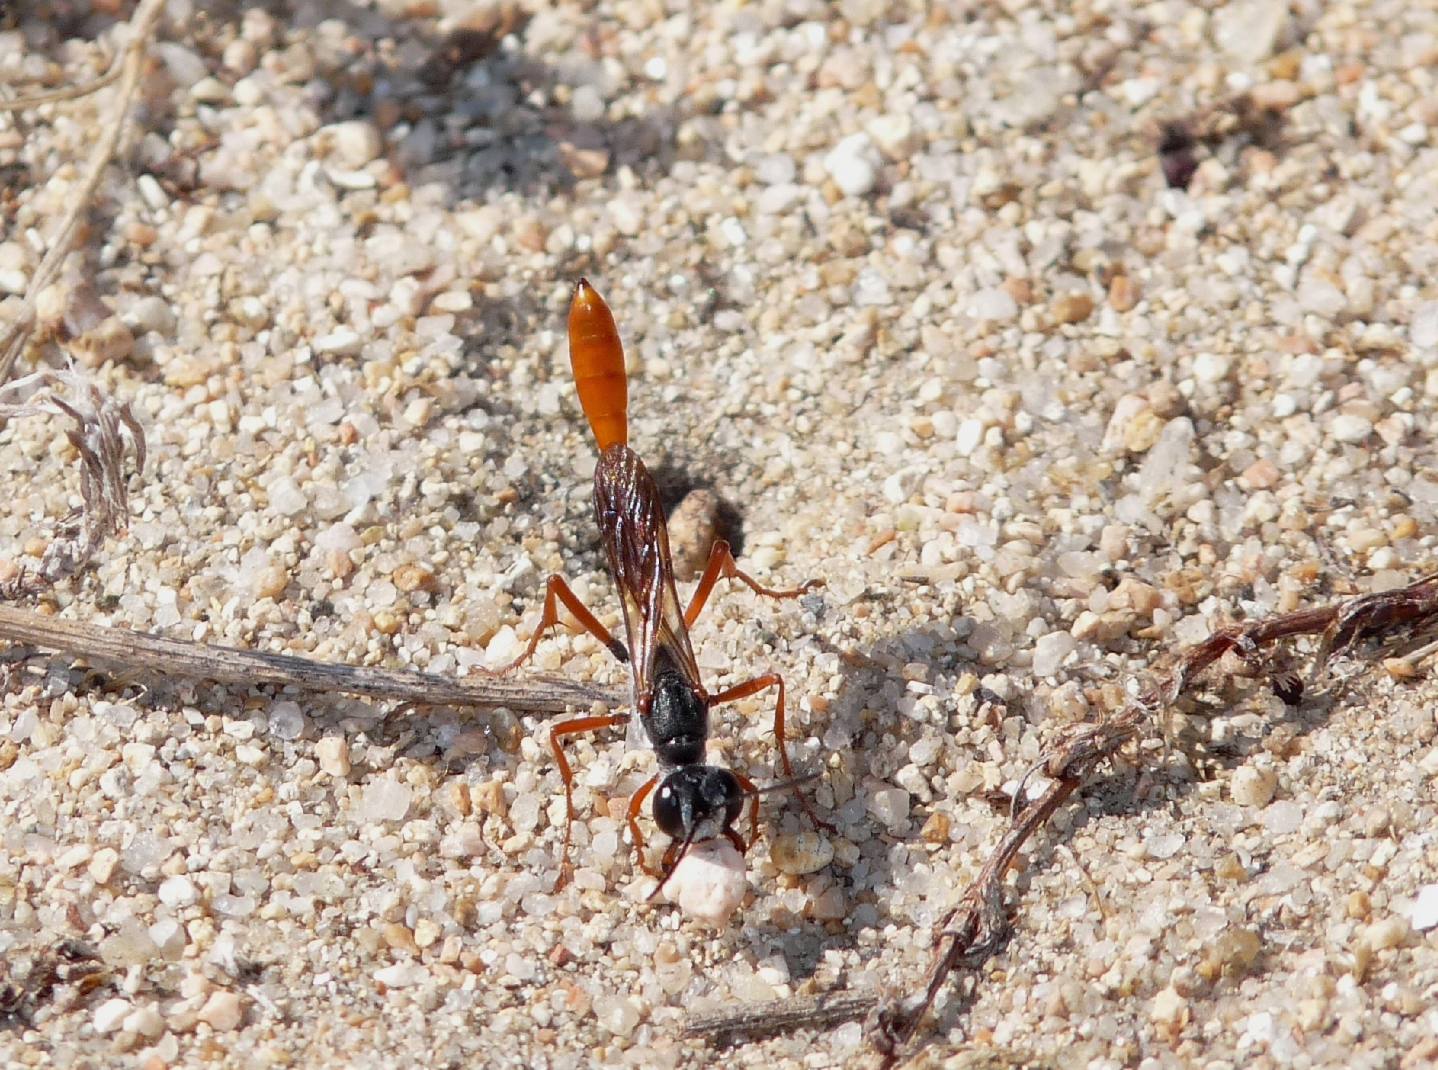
<box><xmin>646</xmin><ymin>668</ymin><xmax>709</xmax><ymax>766</ymax></box>
<box><xmin>653</xmin><ymin>765</ymin><xmax>743</xmax><ymax>840</ymax></box>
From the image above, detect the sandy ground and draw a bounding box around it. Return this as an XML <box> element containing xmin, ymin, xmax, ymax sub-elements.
<box><xmin>2</xmin><ymin>1</ymin><xmax>1437</xmax><ymax>1068</ymax></box>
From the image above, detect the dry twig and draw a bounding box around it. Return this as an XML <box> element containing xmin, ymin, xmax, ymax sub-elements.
<box><xmin>863</xmin><ymin>574</ymin><xmax>1438</xmax><ymax>1064</ymax></box>
<box><xmin>685</xmin><ymin>989</ymin><xmax>880</xmax><ymax>1042</ymax></box>
<box><xmin>0</xmin><ymin>370</ymin><xmax>145</xmax><ymax>596</ymax></box>
<box><xmin>0</xmin><ymin>604</ymin><xmax>624</xmax><ymax>715</ymax></box>
<box><xmin>0</xmin><ymin>51</ymin><xmax>124</xmax><ymax>112</ymax></box>
<box><xmin>0</xmin><ymin>0</ymin><xmax>167</xmax><ymax>384</ymax></box>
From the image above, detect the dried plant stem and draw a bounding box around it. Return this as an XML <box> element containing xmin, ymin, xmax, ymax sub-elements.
<box><xmin>0</xmin><ymin>55</ymin><xmax>124</xmax><ymax>112</ymax></box>
<box><xmin>0</xmin><ymin>0</ymin><xmax>167</xmax><ymax>385</ymax></box>
<box><xmin>0</xmin><ymin>604</ymin><xmax>622</xmax><ymax>715</ymax></box>
<box><xmin>864</xmin><ymin>573</ymin><xmax>1438</xmax><ymax>1064</ymax></box>
<box><xmin>685</xmin><ymin>990</ymin><xmax>880</xmax><ymax>1041</ymax></box>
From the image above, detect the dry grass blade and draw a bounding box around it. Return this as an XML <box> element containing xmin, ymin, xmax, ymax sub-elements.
<box><xmin>0</xmin><ymin>370</ymin><xmax>145</xmax><ymax>597</ymax></box>
<box><xmin>863</xmin><ymin>573</ymin><xmax>1438</xmax><ymax>1066</ymax></box>
<box><xmin>0</xmin><ymin>0</ymin><xmax>167</xmax><ymax>384</ymax></box>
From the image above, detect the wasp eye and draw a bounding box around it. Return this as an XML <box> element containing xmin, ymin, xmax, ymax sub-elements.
<box><xmin>653</xmin><ymin>781</ymin><xmax>686</xmax><ymax>838</ymax></box>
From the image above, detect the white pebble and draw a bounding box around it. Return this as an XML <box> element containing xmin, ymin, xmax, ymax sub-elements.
<box><xmin>158</xmin><ymin>875</ymin><xmax>199</xmax><ymax>908</ymax></box>
<box><xmin>955</xmin><ymin>417</ymin><xmax>986</xmax><ymax>454</ymax></box>
<box><xmin>823</xmin><ymin>133</ymin><xmax>880</xmax><ymax>197</ymax></box>
<box><xmin>268</xmin><ymin>700</ymin><xmax>305</xmax><ymax>740</ymax></box>
<box><xmin>1260</xmin><ymin>800</ymin><xmax>1304</xmax><ymax>836</ymax></box>
<box><xmin>1412</xmin><ymin>301</ymin><xmax>1438</xmax><ymax>349</ymax></box>
<box><xmin>868</xmin><ymin>113</ymin><xmax>917</xmax><ymax>159</ymax></box>
<box><xmin>375</xmin><ymin>963</ymin><xmax>429</xmax><ymax>987</ymax></box>
<box><xmin>123</xmin><ymin>1003</ymin><xmax>165</xmax><ymax>1038</ymax></box>
<box><xmin>1145</xmin><ymin>830</ymin><xmax>1186</xmax><ymax>860</ymax></box>
<box><xmin>1192</xmin><ymin>352</ymin><xmax>1232</xmax><ymax>384</ymax></box>
<box><xmin>314</xmin><ymin>329</ymin><xmax>362</xmax><ymax>356</ymax></box>
<box><xmin>1363</xmin><ymin>915</ymin><xmax>1411</xmax><ymax>951</ymax></box>
<box><xmin>853</xmin><ymin>268</ymin><xmax>891</xmax><ymax>306</ymax></box>
<box><xmin>431</xmin><ymin>289</ymin><xmax>473</xmax><ymax>313</ymax></box>
<box><xmin>1229</xmin><ymin>765</ymin><xmax>1277</xmax><ymax>807</ymax></box>
<box><xmin>664</xmin><ymin>837</ymin><xmax>747</xmax><ymax>925</ymax></box>
<box><xmin>197</xmin><ymin>990</ymin><xmax>243</xmax><ymax>1031</ymax></box>
<box><xmin>1032</xmin><ymin>631</ymin><xmax>1075</xmax><ymax>677</ymax></box>
<box><xmin>89</xmin><ymin>847</ymin><xmax>119</xmax><ymax>884</ymax></box>
<box><xmin>1213</xmin><ymin>0</ymin><xmax>1288</xmax><ymax>64</ymax></box>
<box><xmin>149</xmin><ymin>918</ymin><xmax>186</xmax><ymax>959</ymax></box>
<box><xmin>571</xmin><ymin>85</ymin><xmax>605</xmax><ymax>123</ymax></box>
<box><xmin>594</xmin><ymin>994</ymin><xmax>642</xmax><ymax>1036</ymax></box>
<box><xmin>191</xmin><ymin>76</ymin><xmax>229</xmax><ymax>103</ymax></box>
<box><xmin>1405</xmin><ymin>884</ymin><xmax>1438</xmax><ymax>932</ymax></box>
<box><xmin>970</xmin><ymin>287</ymin><xmax>1017</xmax><ymax>322</ymax></box>
<box><xmin>315</xmin><ymin>736</ymin><xmax>351</xmax><ymax>777</ymax></box>
<box><xmin>361</xmin><ymin>778</ymin><xmax>413</xmax><ymax>822</ymax></box>
<box><xmin>1330</xmin><ymin>413</ymin><xmax>1372</xmax><ymax>443</ymax></box>
<box><xmin>867</xmin><ymin>785</ymin><xmax>911</xmax><ymax>831</ymax></box>
<box><xmin>1151</xmin><ymin>986</ymin><xmax>1188</xmax><ymax>1025</ymax></box>
<box><xmin>1297</xmin><ymin>275</ymin><xmax>1347</xmax><ymax>317</ymax></box>
<box><xmin>124</xmin><ymin>295</ymin><xmax>176</xmax><ymax>335</ymax></box>
<box><xmin>755</xmin><ymin>154</ymin><xmax>795</xmax><ymax>184</ymax></box>
<box><xmin>325</xmin><ymin>120</ymin><xmax>384</xmax><ymax>168</ymax></box>
<box><xmin>93</xmin><ymin>997</ymin><xmax>132</xmax><ymax>1035</ymax></box>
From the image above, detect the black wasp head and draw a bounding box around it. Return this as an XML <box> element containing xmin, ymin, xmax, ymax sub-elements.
<box><xmin>652</xmin><ymin>765</ymin><xmax>744</xmax><ymax>845</ymax></box>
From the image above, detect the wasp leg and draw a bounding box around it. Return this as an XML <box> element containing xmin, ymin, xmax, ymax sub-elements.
<box><xmin>624</xmin><ymin>775</ymin><xmax>661</xmax><ymax>878</ymax></box>
<box><xmin>683</xmin><ymin>539</ymin><xmax>822</xmax><ymax>629</ymax></box>
<box><xmin>548</xmin><ymin>713</ymin><xmax>628</xmax><ymax>887</ymax></box>
<box><xmin>732</xmin><ymin>770</ymin><xmax>761</xmax><ymax>851</ymax></box>
<box><xmin>710</xmin><ymin>673</ymin><xmax>834</xmax><ymax>833</ymax></box>
<box><xmin>484</xmin><ymin>573</ymin><xmax>628</xmax><ymax>674</ymax></box>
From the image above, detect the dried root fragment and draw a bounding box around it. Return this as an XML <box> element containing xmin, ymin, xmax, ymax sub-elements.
<box><xmin>0</xmin><ymin>369</ymin><xmax>145</xmax><ymax>597</ymax></box>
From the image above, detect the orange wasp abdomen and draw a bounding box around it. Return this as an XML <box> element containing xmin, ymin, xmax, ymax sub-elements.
<box><xmin>568</xmin><ymin>279</ymin><xmax>629</xmax><ymax>451</ymax></box>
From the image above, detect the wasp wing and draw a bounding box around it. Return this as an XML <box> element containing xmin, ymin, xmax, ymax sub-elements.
<box><xmin>592</xmin><ymin>445</ymin><xmax>701</xmax><ymax>729</ymax></box>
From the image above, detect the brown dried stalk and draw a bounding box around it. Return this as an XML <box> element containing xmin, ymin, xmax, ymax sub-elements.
<box><xmin>0</xmin><ymin>48</ymin><xmax>124</xmax><ymax>112</ymax></box>
<box><xmin>0</xmin><ymin>0</ymin><xmax>167</xmax><ymax>384</ymax></box>
<box><xmin>0</xmin><ymin>604</ymin><xmax>623</xmax><ymax>715</ymax></box>
<box><xmin>685</xmin><ymin>989</ymin><xmax>880</xmax><ymax>1042</ymax></box>
<box><xmin>0</xmin><ymin>370</ymin><xmax>145</xmax><ymax>596</ymax></box>
<box><xmin>864</xmin><ymin>573</ymin><xmax>1438</xmax><ymax>1064</ymax></box>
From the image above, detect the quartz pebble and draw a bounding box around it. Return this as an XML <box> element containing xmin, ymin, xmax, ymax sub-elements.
<box><xmin>823</xmin><ymin>133</ymin><xmax>880</xmax><ymax>197</ymax></box>
<box><xmin>196</xmin><ymin>991</ymin><xmax>243</xmax><ymax>1032</ymax></box>
<box><xmin>315</xmin><ymin>736</ymin><xmax>350</xmax><ymax>777</ymax></box>
<box><xmin>1406</xmin><ymin>885</ymin><xmax>1438</xmax><ymax>931</ymax></box>
<box><xmin>93</xmin><ymin>997</ymin><xmax>131</xmax><ymax>1035</ymax></box>
<box><xmin>325</xmin><ymin>120</ymin><xmax>383</xmax><ymax>168</ymax></box>
<box><xmin>158</xmin><ymin>875</ymin><xmax>199</xmax><ymax>908</ymax></box>
<box><xmin>663</xmin><ymin>838</ymin><xmax>747</xmax><ymax>925</ymax></box>
<box><xmin>1230</xmin><ymin>765</ymin><xmax>1278</xmax><ymax>808</ymax></box>
<box><xmin>867</xmin><ymin>786</ymin><xmax>911</xmax><ymax>831</ymax></box>
<box><xmin>361</xmin><ymin>778</ymin><xmax>412</xmax><ymax>822</ymax></box>
<box><xmin>123</xmin><ymin>1004</ymin><xmax>165</xmax><ymax>1039</ymax></box>
<box><xmin>1031</xmin><ymin>631</ymin><xmax>1074</xmax><ymax>677</ymax></box>
<box><xmin>769</xmin><ymin>830</ymin><xmax>834</xmax><ymax>875</ymax></box>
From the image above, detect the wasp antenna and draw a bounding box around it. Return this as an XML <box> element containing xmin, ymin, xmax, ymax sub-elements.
<box><xmin>646</xmin><ymin>825</ymin><xmax>700</xmax><ymax>903</ymax></box>
<box><xmin>568</xmin><ymin>279</ymin><xmax>629</xmax><ymax>452</ymax></box>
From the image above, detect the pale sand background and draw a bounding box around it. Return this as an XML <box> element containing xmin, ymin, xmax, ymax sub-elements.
<box><xmin>2</xmin><ymin>2</ymin><xmax>1437</xmax><ymax>1068</ymax></box>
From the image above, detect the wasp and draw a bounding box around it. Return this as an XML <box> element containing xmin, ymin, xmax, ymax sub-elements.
<box><xmin>489</xmin><ymin>279</ymin><xmax>828</xmax><ymax>891</ymax></box>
